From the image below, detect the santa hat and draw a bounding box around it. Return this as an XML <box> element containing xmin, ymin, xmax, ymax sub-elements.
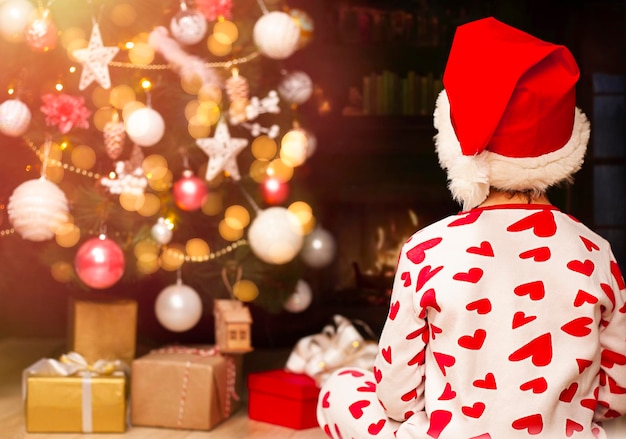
<box><xmin>434</xmin><ymin>17</ymin><xmax>590</xmax><ymax>210</ymax></box>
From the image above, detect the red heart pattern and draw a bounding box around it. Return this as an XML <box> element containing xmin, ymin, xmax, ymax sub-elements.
<box><xmin>512</xmin><ymin>311</ymin><xmax>536</xmax><ymax>329</ymax></box>
<box><xmin>520</xmin><ymin>377</ymin><xmax>548</xmax><ymax>394</ymax></box>
<box><xmin>467</xmin><ymin>241</ymin><xmax>494</xmax><ymax>257</ymax></box>
<box><xmin>349</xmin><ymin>400</ymin><xmax>370</xmax><ymax>419</ymax></box>
<box><xmin>433</xmin><ymin>352</ymin><xmax>456</xmax><ymax>376</ymax></box>
<box><xmin>462</xmin><ymin>402</ymin><xmax>486</xmax><ymax>418</ymax></box>
<box><xmin>574</xmin><ymin>289</ymin><xmax>598</xmax><ymax>307</ymax></box>
<box><xmin>512</xmin><ymin>414</ymin><xmax>543</xmax><ymax>434</ymax></box>
<box><xmin>406</xmin><ymin>237</ymin><xmax>443</xmax><ymax>264</ymax></box>
<box><xmin>453</xmin><ymin>267</ymin><xmax>484</xmax><ymax>283</ymax></box>
<box><xmin>400</xmin><ymin>271</ymin><xmax>411</xmax><ymax>287</ymax></box>
<box><xmin>561</xmin><ymin>317</ymin><xmax>593</xmax><ymax>337</ymax></box>
<box><xmin>566</xmin><ymin>419</ymin><xmax>583</xmax><ymax>437</ymax></box>
<box><xmin>317</xmin><ymin>208</ymin><xmax>626</xmax><ymax>439</ymax></box>
<box><xmin>367</xmin><ymin>419</ymin><xmax>386</xmax><ymax>435</ymax></box>
<box><xmin>426</xmin><ymin>410</ymin><xmax>452</xmax><ymax>438</ymax></box>
<box><xmin>458</xmin><ymin>329</ymin><xmax>487</xmax><ymax>350</ymax></box>
<box><xmin>438</xmin><ymin>383</ymin><xmax>456</xmax><ymax>400</ymax></box>
<box><xmin>519</xmin><ymin>246</ymin><xmax>551</xmax><ymax>262</ymax></box>
<box><xmin>559</xmin><ymin>382</ymin><xmax>578</xmax><ymax>403</ymax></box>
<box><xmin>580</xmin><ymin>235</ymin><xmax>600</xmax><ymax>252</ymax></box>
<box><xmin>416</xmin><ymin>265</ymin><xmax>444</xmax><ymax>292</ymax></box>
<box><xmin>389</xmin><ymin>301</ymin><xmax>400</xmax><ymax>320</ymax></box>
<box><xmin>514</xmin><ymin>280</ymin><xmax>545</xmax><ymax>301</ymax></box>
<box><xmin>466</xmin><ymin>298</ymin><xmax>492</xmax><ymax>314</ymax></box>
<box><xmin>509</xmin><ymin>333</ymin><xmax>553</xmax><ymax>366</ymax></box>
<box><xmin>507</xmin><ymin>210</ymin><xmax>556</xmax><ymax>237</ymax></box>
<box><xmin>448</xmin><ymin>210</ymin><xmax>481</xmax><ymax>226</ymax></box>
<box><xmin>322</xmin><ymin>390</ymin><xmax>330</xmax><ymax>408</ymax></box>
<box><xmin>567</xmin><ymin>259</ymin><xmax>595</xmax><ymax>276</ymax></box>
<box><xmin>473</xmin><ymin>373</ymin><xmax>497</xmax><ymax>390</ymax></box>
<box><xmin>357</xmin><ymin>381</ymin><xmax>376</xmax><ymax>392</ymax></box>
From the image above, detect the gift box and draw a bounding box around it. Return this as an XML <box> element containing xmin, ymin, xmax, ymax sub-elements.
<box><xmin>131</xmin><ymin>346</ymin><xmax>241</xmax><ymax>430</ymax></box>
<box><xmin>68</xmin><ymin>298</ymin><xmax>137</xmax><ymax>364</ymax></box>
<box><xmin>248</xmin><ymin>369</ymin><xmax>320</xmax><ymax>430</ymax></box>
<box><xmin>24</xmin><ymin>354</ymin><xmax>127</xmax><ymax>433</ymax></box>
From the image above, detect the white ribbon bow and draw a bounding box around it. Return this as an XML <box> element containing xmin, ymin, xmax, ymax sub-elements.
<box><xmin>285</xmin><ymin>314</ymin><xmax>379</xmax><ymax>386</ymax></box>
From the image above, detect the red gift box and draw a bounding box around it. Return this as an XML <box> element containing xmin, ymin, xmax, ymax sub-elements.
<box><xmin>247</xmin><ymin>369</ymin><xmax>320</xmax><ymax>430</ymax></box>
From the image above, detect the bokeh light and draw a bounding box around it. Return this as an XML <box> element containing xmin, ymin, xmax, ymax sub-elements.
<box><xmin>110</xmin><ymin>85</ymin><xmax>136</xmax><ymax>110</ymax></box>
<box><xmin>159</xmin><ymin>245</ymin><xmax>185</xmax><ymax>271</ymax></box>
<box><xmin>201</xmin><ymin>192</ymin><xmax>223</xmax><ymax>216</ymax></box>
<box><xmin>55</xmin><ymin>223</ymin><xmax>80</xmax><ymax>248</ymax></box>
<box><xmin>213</xmin><ymin>19</ymin><xmax>238</xmax><ymax>44</ymax></box>
<box><xmin>224</xmin><ymin>204</ymin><xmax>250</xmax><ymax>230</ymax></box>
<box><xmin>51</xmin><ymin>261</ymin><xmax>75</xmax><ymax>283</ymax></box>
<box><xmin>251</xmin><ymin>135</ymin><xmax>277</xmax><ymax>160</ymax></box>
<box><xmin>71</xmin><ymin>145</ymin><xmax>96</xmax><ymax>170</ymax></box>
<box><xmin>233</xmin><ymin>279</ymin><xmax>259</xmax><ymax>302</ymax></box>
<box><xmin>186</xmin><ymin>238</ymin><xmax>210</xmax><ymax>260</ymax></box>
<box><xmin>267</xmin><ymin>158</ymin><xmax>294</xmax><ymax>182</ymax></box>
<box><xmin>137</xmin><ymin>192</ymin><xmax>161</xmax><ymax>217</ymax></box>
<box><xmin>110</xmin><ymin>3</ymin><xmax>137</xmax><ymax>27</ymax></box>
<box><xmin>219</xmin><ymin>219</ymin><xmax>243</xmax><ymax>241</ymax></box>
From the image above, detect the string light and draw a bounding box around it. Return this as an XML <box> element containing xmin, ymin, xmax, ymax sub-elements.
<box><xmin>109</xmin><ymin>51</ymin><xmax>260</xmax><ymax>71</ymax></box>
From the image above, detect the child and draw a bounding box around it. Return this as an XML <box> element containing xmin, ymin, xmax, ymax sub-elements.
<box><xmin>316</xmin><ymin>17</ymin><xmax>626</xmax><ymax>439</ymax></box>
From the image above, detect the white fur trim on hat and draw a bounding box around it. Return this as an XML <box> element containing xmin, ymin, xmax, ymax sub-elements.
<box><xmin>434</xmin><ymin>90</ymin><xmax>590</xmax><ymax>211</ymax></box>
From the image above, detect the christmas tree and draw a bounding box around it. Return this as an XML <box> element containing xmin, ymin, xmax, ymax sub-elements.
<box><xmin>0</xmin><ymin>0</ymin><xmax>335</xmax><ymax>341</ymax></box>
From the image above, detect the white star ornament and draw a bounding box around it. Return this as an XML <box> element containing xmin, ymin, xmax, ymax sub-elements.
<box><xmin>196</xmin><ymin>120</ymin><xmax>249</xmax><ymax>181</ymax></box>
<box><xmin>73</xmin><ymin>23</ymin><xmax>119</xmax><ymax>90</ymax></box>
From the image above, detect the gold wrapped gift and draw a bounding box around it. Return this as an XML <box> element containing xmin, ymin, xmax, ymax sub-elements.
<box><xmin>68</xmin><ymin>298</ymin><xmax>137</xmax><ymax>364</ymax></box>
<box><xmin>23</xmin><ymin>353</ymin><xmax>128</xmax><ymax>433</ymax></box>
<box><xmin>131</xmin><ymin>346</ymin><xmax>242</xmax><ymax>430</ymax></box>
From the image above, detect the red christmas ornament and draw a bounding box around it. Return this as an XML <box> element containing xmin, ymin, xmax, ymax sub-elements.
<box><xmin>173</xmin><ymin>169</ymin><xmax>208</xmax><ymax>211</ymax></box>
<box><xmin>25</xmin><ymin>11</ymin><xmax>58</xmax><ymax>52</ymax></box>
<box><xmin>74</xmin><ymin>236</ymin><xmax>125</xmax><ymax>289</ymax></box>
<box><xmin>261</xmin><ymin>177</ymin><xmax>289</xmax><ymax>205</ymax></box>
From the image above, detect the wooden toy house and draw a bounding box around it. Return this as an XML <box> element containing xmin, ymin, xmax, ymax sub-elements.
<box><xmin>214</xmin><ymin>299</ymin><xmax>253</xmax><ymax>353</ymax></box>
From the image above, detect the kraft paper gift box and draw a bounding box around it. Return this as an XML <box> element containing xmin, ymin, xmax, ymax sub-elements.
<box><xmin>131</xmin><ymin>346</ymin><xmax>241</xmax><ymax>430</ymax></box>
<box><xmin>23</xmin><ymin>353</ymin><xmax>128</xmax><ymax>433</ymax></box>
<box><xmin>68</xmin><ymin>298</ymin><xmax>137</xmax><ymax>364</ymax></box>
<box><xmin>247</xmin><ymin>369</ymin><xmax>320</xmax><ymax>430</ymax></box>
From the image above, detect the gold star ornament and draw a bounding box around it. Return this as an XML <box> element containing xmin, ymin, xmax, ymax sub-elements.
<box><xmin>197</xmin><ymin>120</ymin><xmax>248</xmax><ymax>181</ymax></box>
<box><xmin>73</xmin><ymin>23</ymin><xmax>119</xmax><ymax>90</ymax></box>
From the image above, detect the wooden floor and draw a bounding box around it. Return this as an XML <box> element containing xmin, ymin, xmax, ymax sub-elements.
<box><xmin>0</xmin><ymin>337</ymin><xmax>327</xmax><ymax>439</ymax></box>
<box><xmin>4</xmin><ymin>338</ymin><xmax>626</xmax><ymax>438</ymax></box>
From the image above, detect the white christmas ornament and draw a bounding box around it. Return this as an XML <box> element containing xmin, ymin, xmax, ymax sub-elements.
<box><xmin>151</xmin><ymin>217</ymin><xmax>173</xmax><ymax>245</ymax></box>
<box><xmin>196</xmin><ymin>119</ymin><xmax>248</xmax><ymax>181</ymax></box>
<box><xmin>73</xmin><ymin>22</ymin><xmax>120</xmax><ymax>90</ymax></box>
<box><xmin>124</xmin><ymin>107</ymin><xmax>165</xmax><ymax>147</ymax></box>
<box><xmin>0</xmin><ymin>0</ymin><xmax>35</xmax><ymax>43</ymax></box>
<box><xmin>7</xmin><ymin>177</ymin><xmax>69</xmax><ymax>241</ymax></box>
<box><xmin>284</xmin><ymin>279</ymin><xmax>312</xmax><ymax>313</ymax></box>
<box><xmin>0</xmin><ymin>99</ymin><xmax>31</xmax><ymax>137</ymax></box>
<box><xmin>155</xmin><ymin>279</ymin><xmax>203</xmax><ymax>332</ymax></box>
<box><xmin>278</xmin><ymin>71</ymin><xmax>313</xmax><ymax>106</ymax></box>
<box><xmin>170</xmin><ymin>2</ymin><xmax>207</xmax><ymax>45</ymax></box>
<box><xmin>300</xmin><ymin>227</ymin><xmax>336</xmax><ymax>268</ymax></box>
<box><xmin>253</xmin><ymin>11</ymin><xmax>300</xmax><ymax>60</ymax></box>
<box><xmin>248</xmin><ymin>207</ymin><xmax>304</xmax><ymax>265</ymax></box>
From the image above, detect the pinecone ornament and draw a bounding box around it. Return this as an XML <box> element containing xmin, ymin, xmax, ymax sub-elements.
<box><xmin>103</xmin><ymin>119</ymin><xmax>126</xmax><ymax>160</ymax></box>
<box><xmin>226</xmin><ymin>70</ymin><xmax>250</xmax><ymax>125</ymax></box>
<box><xmin>225</xmin><ymin>72</ymin><xmax>249</xmax><ymax>102</ymax></box>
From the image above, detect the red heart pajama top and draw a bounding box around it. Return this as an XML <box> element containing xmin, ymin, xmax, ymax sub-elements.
<box><xmin>367</xmin><ymin>204</ymin><xmax>626</xmax><ymax>438</ymax></box>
